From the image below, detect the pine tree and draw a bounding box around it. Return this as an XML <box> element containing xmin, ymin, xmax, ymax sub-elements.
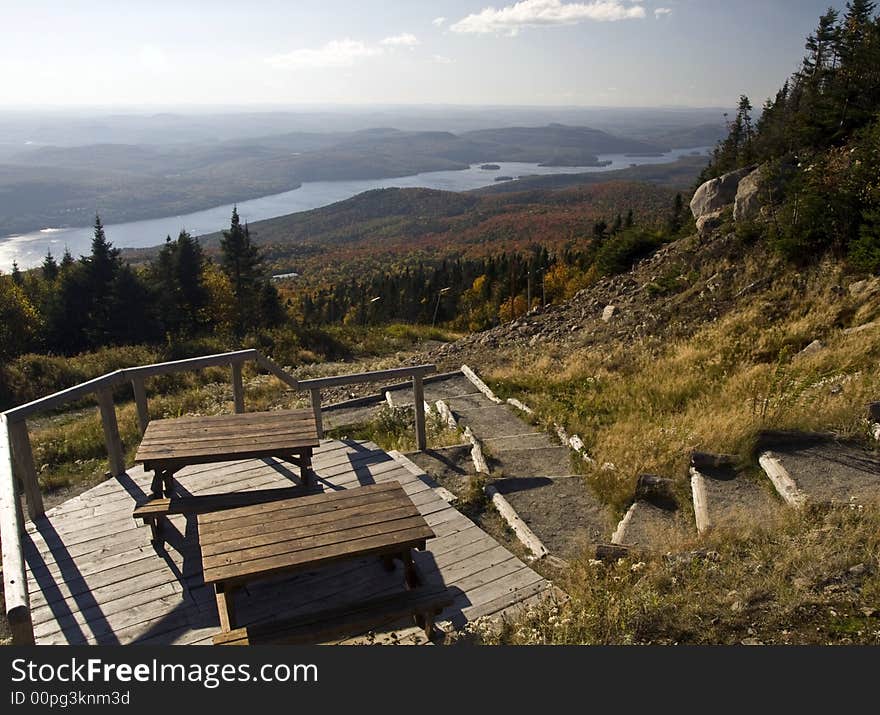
<box><xmin>82</xmin><ymin>214</ymin><xmax>122</xmax><ymax>346</ymax></box>
<box><xmin>59</xmin><ymin>247</ymin><xmax>74</xmax><ymax>271</ymax></box>
<box><xmin>220</xmin><ymin>207</ymin><xmax>262</xmax><ymax>336</ymax></box>
<box><xmin>41</xmin><ymin>250</ymin><xmax>58</xmax><ymax>282</ymax></box>
<box><xmin>11</xmin><ymin>261</ymin><xmax>22</xmax><ymax>286</ymax></box>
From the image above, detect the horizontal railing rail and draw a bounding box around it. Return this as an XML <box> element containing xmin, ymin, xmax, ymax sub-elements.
<box><xmin>298</xmin><ymin>364</ymin><xmax>437</xmax><ymax>446</ymax></box>
<box><xmin>0</xmin><ymin>349</ymin><xmax>436</xmax><ymax>644</ymax></box>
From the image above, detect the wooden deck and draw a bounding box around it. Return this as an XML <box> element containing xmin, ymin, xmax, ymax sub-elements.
<box><xmin>22</xmin><ymin>439</ymin><xmax>553</xmax><ymax>645</ymax></box>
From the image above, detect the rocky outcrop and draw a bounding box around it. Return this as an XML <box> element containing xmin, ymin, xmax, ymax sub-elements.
<box><xmin>690</xmin><ymin>167</ymin><xmax>753</xmax><ymax>220</ymax></box>
<box><xmin>733</xmin><ymin>167</ymin><xmax>763</xmax><ymax>223</ymax></box>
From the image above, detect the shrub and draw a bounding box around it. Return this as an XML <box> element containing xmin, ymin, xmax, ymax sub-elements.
<box><xmin>594</xmin><ymin>229</ymin><xmax>666</xmax><ymax>276</ymax></box>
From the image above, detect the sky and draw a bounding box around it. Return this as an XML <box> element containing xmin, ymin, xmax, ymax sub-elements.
<box><xmin>0</xmin><ymin>0</ymin><xmax>842</xmax><ymax>109</ymax></box>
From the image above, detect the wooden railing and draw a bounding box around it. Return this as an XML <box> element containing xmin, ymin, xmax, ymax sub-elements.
<box><xmin>0</xmin><ymin>349</ymin><xmax>436</xmax><ymax>644</ymax></box>
<box><xmin>299</xmin><ymin>364</ymin><xmax>437</xmax><ymax>449</ymax></box>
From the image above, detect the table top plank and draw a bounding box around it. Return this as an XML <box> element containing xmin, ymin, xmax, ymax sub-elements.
<box><xmin>202</xmin><ymin>513</ymin><xmax>427</xmax><ymax>571</ymax></box>
<box><xmin>198</xmin><ymin>482</ymin><xmax>401</xmax><ymax>530</ymax></box>
<box><xmin>198</xmin><ymin>482</ymin><xmax>434</xmax><ymax>586</ymax></box>
<box><xmin>141</xmin><ymin>421</ymin><xmax>318</xmax><ymax>441</ymax></box>
<box><xmin>199</xmin><ymin>492</ymin><xmax>411</xmax><ymax>542</ymax></box>
<box><xmin>142</xmin><ymin>410</ymin><xmax>316</xmax><ymax>431</ymax></box>
<box><xmin>137</xmin><ymin>433</ymin><xmax>318</xmax><ymax>457</ymax></box>
<box><xmin>203</xmin><ymin>524</ymin><xmax>433</xmax><ymax>585</ymax></box>
<box><xmin>135</xmin><ymin>408</ymin><xmax>319</xmax><ymax>467</ymax></box>
<box><xmin>200</xmin><ymin>503</ymin><xmax>419</xmax><ymax>558</ymax></box>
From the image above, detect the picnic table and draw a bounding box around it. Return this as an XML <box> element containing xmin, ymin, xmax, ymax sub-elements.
<box><xmin>199</xmin><ymin>482</ymin><xmax>450</xmax><ymax>644</ymax></box>
<box><xmin>132</xmin><ymin>408</ymin><xmax>320</xmax><ymax>543</ymax></box>
<box><xmin>135</xmin><ymin>407</ymin><xmax>320</xmax><ymax>498</ymax></box>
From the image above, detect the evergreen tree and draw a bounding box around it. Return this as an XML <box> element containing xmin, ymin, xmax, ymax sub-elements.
<box><xmin>152</xmin><ymin>230</ymin><xmax>207</xmax><ymax>336</ymax></box>
<box><xmin>220</xmin><ymin>207</ymin><xmax>262</xmax><ymax>336</ymax></box>
<box><xmin>59</xmin><ymin>247</ymin><xmax>74</xmax><ymax>272</ymax></box>
<box><xmin>11</xmin><ymin>261</ymin><xmax>22</xmax><ymax>286</ymax></box>
<box><xmin>81</xmin><ymin>214</ymin><xmax>122</xmax><ymax>346</ymax></box>
<box><xmin>41</xmin><ymin>250</ymin><xmax>58</xmax><ymax>282</ymax></box>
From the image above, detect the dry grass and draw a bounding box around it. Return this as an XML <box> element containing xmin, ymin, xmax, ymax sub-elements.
<box><xmin>486</xmin><ymin>261</ymin><xmax>880</xmax><ymax>512</ymax></box>
<box><xmin>472</xmin><ymin>503</ymin><xmax>880</xmax><ymax>645</ymax></box>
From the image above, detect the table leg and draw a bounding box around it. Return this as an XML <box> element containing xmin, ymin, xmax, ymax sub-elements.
<box><xmin>150</xmin><ymin>469</ymin><xmax>164</xmax><ymax>498</ymax></box>
<box><xmin>401</xmin><ymin>549</ymin><xmax>421</xmax><ymax>589</ymax></box>
<box><xmin>162</xmin><ymin>469</ymin><xmax>174</xmax><ymax>497</ymax></box>
<box><xmin>214</xmin><ymin>583</ymin><xmax>237</xmax><ymax>632</ymax></box>
<box><xmin>300</xmin><ymin>449</ymin><xmax>313</xmax><ymax>487</ymax></box>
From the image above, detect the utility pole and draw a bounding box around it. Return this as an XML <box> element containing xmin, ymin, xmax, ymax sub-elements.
<box><xmin>364</xmin><ymin>295</ymin><xmax>380</xmax><ymax>327</ymax></box>
<box><xmin>509</xmin><ymin>256</ymin><xmax>516</xmax><ymax>321</ymax></box>
<box><xmin>432</xmin><ymin>287</ymin><xmax>450</xmax><ymax>328</ymax></box>
<box><xmin>527</xmin><ymin>257</ymin><xmax>532</xmax><ymax>311</ymax></box>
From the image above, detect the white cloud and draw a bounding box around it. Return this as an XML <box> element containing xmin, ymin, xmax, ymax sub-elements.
<box><xmin>432</xmin><ymin>17</ymin><xmax>447</xmax><ymax>27</ymax></box>
<box><xmin>138</xmin><ymin>45</ymin><xmax>170</xmax><ymax>72</ymax></box>
<box><xmin>654</xmin><ymin>7</ymin><xmax>672</xmax><ymax>17</ymax></box>
<box><xmin>266</xmin><ymin>39</ymin><xmax>382</xmax><ymax>69</ymax></box>
<box><xmin>432</xmin><ymin>54</ymin><xmax>454</xmax><ymax>64</ymax></box>
<box><xmin>380</xmin><ymin>33</ymin><xmax>420</xmax><ymax>47</ymax></box>
<box><xmin>451</xmin><ymin>0</ymin><xmax>646</xmax><ymax>35</ymax></box>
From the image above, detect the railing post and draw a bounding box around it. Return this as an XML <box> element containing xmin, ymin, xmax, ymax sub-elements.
<box><xmin>413</xmin><ymin>375</ymin><xmax>427</xmax><ymax>451</ymax></box>
<box><xmin>231</xmin><ymin>362</ymin><xmax>245</xmax><ymax>414</ymax></box>
<box><xmin>0</xmin><ymin>415</ymin><xmax>36</xmax><ymax>644</ymax></box>
<box><xmin>131</xmin><ymin>377</ymin><xmax>150</xmax><ymax>436</ymax></box>
<box><xmin>96</xmin><ymin>388</ymin><xmax>125</xmax><ymax>477</ymax></box>
<box><xmin>310</xmin><ymin>388</ymin><xmax>324</xmax><ymax>439</ymax></box>
<box><xmin>7</xmin><ymin>419</ymin><xmax>44</xmax><ymax>520</ymax></box>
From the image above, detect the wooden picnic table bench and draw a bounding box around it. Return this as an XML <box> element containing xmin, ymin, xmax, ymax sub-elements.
<box><xmin>133</xmin><ymin>408</ymin><xmax>320</xmax><ymax>542</ymax></box>
<box><xmin>198</xmin><ymin>481</ymin><xmax>448</xmax><ymax>643</ymax></box>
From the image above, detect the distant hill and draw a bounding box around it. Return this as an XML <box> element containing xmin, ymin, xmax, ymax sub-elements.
<box><xmin>2</xmin><ymin>123</ymin><xmax>678</xmax><ymax>235</ymax></box>
<box><xmin>460</xmin><ymin>124</ymin><xmax>664</xmax><ymax>163</ymax></box>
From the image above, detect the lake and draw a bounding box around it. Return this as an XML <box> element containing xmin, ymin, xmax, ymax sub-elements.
<box><xmin>0</xmin><ymin>146</ymin><xmax>708</xmax><ymax>270</ymax></box>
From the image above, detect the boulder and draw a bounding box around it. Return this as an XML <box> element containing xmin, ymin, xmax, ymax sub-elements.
<box><xmin>733</xmin><ymin>167</ymin><xmax>763</xmax><ymax>223</ymax></box>
<box><xmin>797</xmin><ymin>339</ymin><xmax>823</xmax><ymax>357</ymax></box>
<box><xmin>690</xmin><ymin>167</ymin><xmax>753</xmax><ymax>221</ymax></box>
<box><xmin>695</xmin><ymin>209</ymin><xmax>725</xmax><ymax>236</ymax></box>
<box><xmin>601</xmin><ymin>305</ymin><xmax>616</xmax><ymax>322</ymax></box>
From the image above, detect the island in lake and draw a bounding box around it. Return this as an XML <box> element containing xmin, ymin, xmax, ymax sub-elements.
<box><xmin>480</xmin><ymin>163</ymin><xmax>501</xmax><ymax>170</ymax></box>
<box><xmin>494</xmin><ymin>175</ymin><xmax>514</xmax><ymax>182</ymax></box>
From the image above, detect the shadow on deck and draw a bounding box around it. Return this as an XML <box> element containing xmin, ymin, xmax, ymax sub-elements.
<box><xmin>23</xmin><ymin>440</ymin><xmax>552</xmax><ymax>645</ymax></box>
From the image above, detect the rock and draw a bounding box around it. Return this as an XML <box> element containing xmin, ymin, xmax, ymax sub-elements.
<box><xmin>848</xmin><ymin>563</ymin><xmax>867</xmax><ymax>576</ymax></box>
<box><xmin>595</xmin><ymin>543</ymin><xmax>630</xmax><ymax>561</ymax></box>
<box><xmin>691</xmin><ymin>451</ymin><xmax>737</xmax><ymax>470</ymax></box>
<box><xmin>690</xmin><ymin>167</ymin><xmax>753</xmax><ymax>221</ymax></box>
<box><xmin>695</xmin><ymin>209</ymin><xmax>725</xmax><ymax>236</ymax></box>
<box><xmin>741</xmin><ymin>637</ymin><xmax>763</xmax><ymax>645</ymax></box>
<box><xmin>634</xmin><ymin>474</ymin><xmax>678</xmax><ymax>510</ymax></box>
<box><xmin>733</xmin><ymin>167</ymin><xmax>763</xmax><ymax>223</ymax></box>
<box><xmin>842</xmin><ymin>320</ymin><xmax>879</xmax><ymax>335</ymax></box>
<box><xmin>797</xmin><ymin>339</ymin><xmax>823</xmax><ymax>357</ymax></box>
<box><xmin>601</xmin><ymin>305</ymin><xmax>616</xmax><ymax>322</ymax></box>
<box><xmin>848</xmin><ymin>278</ymin><xmax>880</xmax><ymax>297</ymax></box>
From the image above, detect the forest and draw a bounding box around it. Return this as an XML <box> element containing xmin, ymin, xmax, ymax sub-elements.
<box><xmin>700</xmin><ymin>0</ymin><xmax>880</xmax><ymax>270</ymax></box>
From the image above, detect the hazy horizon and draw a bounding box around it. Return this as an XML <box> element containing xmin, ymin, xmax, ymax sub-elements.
<box><xmin>2</xmin><ymin>1</ymin><xmax>837</xmax><ymax>109</ymax></box>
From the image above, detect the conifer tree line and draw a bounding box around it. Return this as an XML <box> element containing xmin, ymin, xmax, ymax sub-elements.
<box><xmin>298</xmin><ymin>197</ymin><xmax>688</xmax><ymax>332</ymax></box>
<box><xmin>0</xmin><ymin>209</ymin><xmax>284</xmax><ymax>359</ymax></box>
<box><xmin>702</xmin><ymin>1</ymin><xmax>880</xmax><ymax>270</ymax></box>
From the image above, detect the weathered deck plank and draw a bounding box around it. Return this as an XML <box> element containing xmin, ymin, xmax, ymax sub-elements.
<box><xmin>24</xmin><ymin>440</ymin><xmax>552</xmax><ymax>645</ymax></box>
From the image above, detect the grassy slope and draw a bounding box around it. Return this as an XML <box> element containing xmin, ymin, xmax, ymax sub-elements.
<box><xmin>427</xmin><ymin>223</ymin><xmax>880</xmax><ymax>644</ymax></box>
